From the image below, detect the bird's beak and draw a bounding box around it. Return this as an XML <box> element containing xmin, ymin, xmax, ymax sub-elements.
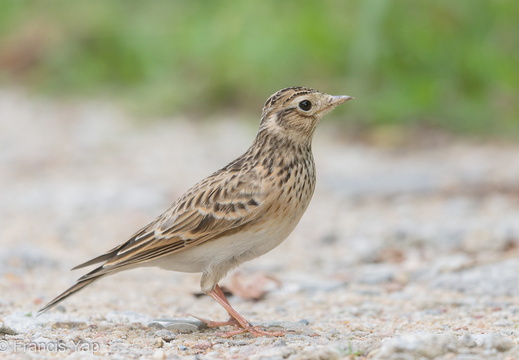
<box><xmin>318</xmin><ymin>94</ymin><xmax>354</xmax><ymax>115</ymax></box>
<box><xmin>330</xmin><ymin>95</ymin><xmax>354</xmax><ymax>106</ymax></box>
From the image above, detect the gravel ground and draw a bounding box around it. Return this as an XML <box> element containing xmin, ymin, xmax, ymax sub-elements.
<box><xmin>1</xmin><ymin>90</ymin><xmax>519</xmax><ymax>359</ymax></box>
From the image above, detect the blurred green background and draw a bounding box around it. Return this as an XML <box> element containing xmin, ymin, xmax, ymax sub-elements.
<box><xmin>0</xmin><ymin>1</ymin><xmax>518</xmax><ymax>137</ymax></box>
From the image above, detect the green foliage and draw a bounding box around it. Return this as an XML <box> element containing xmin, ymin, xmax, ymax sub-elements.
<box><xmin>0</xmin><ymin>1</ymin><xmax>517</xmax><ymax>136</ymax></box>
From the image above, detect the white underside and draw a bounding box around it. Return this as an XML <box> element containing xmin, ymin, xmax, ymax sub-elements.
<box><xmin>147</xmin><ymin>224</ymin><xmax>291</xmax><ymax>272</ymax></box>
<box><xmin>144</xmin><ymin>219</ymin><xmax>298</xmax><ymax>292</ymax></box>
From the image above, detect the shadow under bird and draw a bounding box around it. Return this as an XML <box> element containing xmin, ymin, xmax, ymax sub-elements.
<box><xmin>39</xmin><ymin>86</ymin><xmax>353</xmax><ymax>337</ymax></box>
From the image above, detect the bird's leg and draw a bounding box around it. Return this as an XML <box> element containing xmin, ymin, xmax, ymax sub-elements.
<box><xmin>190</xmin><ymin>285</ymin><xmax>240</xmax><ymax>327</ymax></box>
<box><xmin>205</xmin><ymin>284</ymin><xmax>285</xmax><ymax>337</ymax></box>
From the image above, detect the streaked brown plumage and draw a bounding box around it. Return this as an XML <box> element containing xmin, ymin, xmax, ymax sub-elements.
<box><xmin>39</xmin><ymin>87</ymin><xmax>353</xmax><ymax>337</ymax></box>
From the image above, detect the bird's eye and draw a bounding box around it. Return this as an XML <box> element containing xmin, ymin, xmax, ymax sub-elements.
<box><xmin>298</xmin><ymin>100</ymin><xmax>312</xmax><ymax>111</ymax></box>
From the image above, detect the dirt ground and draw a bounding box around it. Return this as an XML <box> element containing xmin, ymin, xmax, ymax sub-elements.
<box><xmin>1</xmin><ymin>90</ymin><xmax>519</xmax><ymax>359</ymax></box>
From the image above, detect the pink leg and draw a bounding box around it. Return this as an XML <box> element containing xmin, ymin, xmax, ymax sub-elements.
<box><xmin>191</xmin><ymin>285</ymin><xmax>239</xmax><ymax>327</ymax></box>
<box><xmin>204</xmin><ymin>284</ymin><xmax>285</xmax><ymax>337</ymax></box>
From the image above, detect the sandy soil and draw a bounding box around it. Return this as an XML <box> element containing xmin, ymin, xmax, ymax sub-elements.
<box><xmin>1</xmin><ymin>90</ymin><xmax>519</xmax><ymax>359</ymax></box>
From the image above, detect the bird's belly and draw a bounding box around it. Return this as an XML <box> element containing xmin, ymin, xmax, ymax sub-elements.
<box><xmin>146</xmin><ymin>215</ymin><xmax>301</xmax><ymax>274</ymax></box>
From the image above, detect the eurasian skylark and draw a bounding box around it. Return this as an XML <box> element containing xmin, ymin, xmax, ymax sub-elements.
<box><xmin>39</xmin><ymin>87</ymin><xmax>353</xmax><ymax>337</ymax></box>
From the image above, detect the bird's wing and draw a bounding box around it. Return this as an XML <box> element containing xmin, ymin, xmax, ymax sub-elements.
<box><xmin>75</xmin><ymin>167</ymin><xmax>268</xmax><ymax>280</ymax></box>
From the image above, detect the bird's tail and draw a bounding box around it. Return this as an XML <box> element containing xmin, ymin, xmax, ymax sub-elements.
<box><xmin>37</xmin><ymin>275</ymin><xmax>102</xmax><ymax>315</ymax></box>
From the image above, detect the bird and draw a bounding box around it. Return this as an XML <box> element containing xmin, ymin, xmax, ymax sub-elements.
<box><xmin>38</xmin><ymin>86</ymin><xmax>353</xmax><ymax>337</ymax></box>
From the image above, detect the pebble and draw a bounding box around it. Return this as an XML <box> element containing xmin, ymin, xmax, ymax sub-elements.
<box><xmin>477</xmin><ymin>334</ymin><xmax>514</xmax><ymax>352</ymax></box>
<box><xmin>154</xmin><ymin>330</ymin><xmax>176</xmax><ymax>342</ymax></box>
<box><xmin>459</xmin><ymin>333</ymin><xmax>478</xmax><ymax>348</ymax></box>
<box><xmin>154</xmin><ymin>338</ymin><xmax>164</xmax><ymax>348</ymax></box>
<box><xmin>372</xmin><ymin>332</ymin><xmax>516</xmax><ymax>359</ymax></box>
<box><xmin>298</xmin><ymin>319</ymin><xmax>310</xmax><ymax>326</ymax></box>
<box><xmin>373</xmin><ymin>333</ymin><xmax>460</xmax><ymax>359</ymax></box>
<box><xmin>0</xmin><ymin>322</ymin><xmax>18</xmax><ymax>335</ymax></box>
<box><xmin>51</xmin><ymin>320</ymin><xmax>88</xmax><ymax>329</ymax></box>
<box><xmin>148</xmin><ymin>318</ymin><xmax>208</xmax><ymax>333</ymax></box>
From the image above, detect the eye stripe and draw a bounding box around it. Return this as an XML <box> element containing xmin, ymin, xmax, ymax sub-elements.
<box><xmin>265</xmin><ymin>87</ymin><xmax>318</xmax><ymax>107</ymax></box>
<box><xmin>284</xmin><ymin>90</ymin><xmax>316</xmax><ymax>103</ymax></box>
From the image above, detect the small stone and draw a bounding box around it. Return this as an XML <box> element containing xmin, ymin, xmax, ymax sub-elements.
<box><xmin>373</xmin><ymin>333</ymin><xmax>460</xmax><ymax>359</ymax></box>
<box><xmin>298</xmin><ymin>319</ymin><xmax>310</xmax><ymax>326</ymax></box>
<box><xmin>459</xmin><ymin>333</ymin><xmax>477</xmax><ymax>348</ymax></box>
<box><xmin>165</xmin><ymin>322</ymin><xmax>199</xmax><ymax>333</ymax></box>
<box><xmin>483</xmin><ymin>334</ymin><xmax>513</xmax><ymax>352</ymax></box>
<box><xmin>155</xmin><ymin>338</ymin><xmax>164</xmax><ymax>348</ymax></box>
<box><xmin>148</xmin><ymin>318</ymin><xmax>207</xmax><ymax>333</ymax></box>
<box><xmin>51</xmin><ymin>321</ymin><xmax>88</xmax><ymax>330</ymax></box>
<box><xmin>0</xmin><ymin>322</ymin><xmax>18</xmax><ymax>336</ymax></box>
<box><xmin>154</xmin><ymin>330</ymin><xmax>176</xmax><ymax>342</ymax></box>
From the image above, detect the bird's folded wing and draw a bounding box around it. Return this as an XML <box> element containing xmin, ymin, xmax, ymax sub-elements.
<box><xmin>75</xmin><ymin>170</ymin><xmax>267</xmax><ymax>279</ymax></box>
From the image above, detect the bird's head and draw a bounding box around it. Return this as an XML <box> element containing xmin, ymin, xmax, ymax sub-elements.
<box><xmin>258</xmin><ymin>87</ymin><xmax>353</xmax><ymax>144</ymax></box>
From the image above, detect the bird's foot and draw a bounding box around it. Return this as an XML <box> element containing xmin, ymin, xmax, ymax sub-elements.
<box><xmin>201</xmin><ymin>285</ymin><xmax>287</xmax><ymax>337</ymax></box>
<box><xmin>191</xmin><ymin>314</ymin><xmax>284</xmax><ymax>337</ymax></box>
